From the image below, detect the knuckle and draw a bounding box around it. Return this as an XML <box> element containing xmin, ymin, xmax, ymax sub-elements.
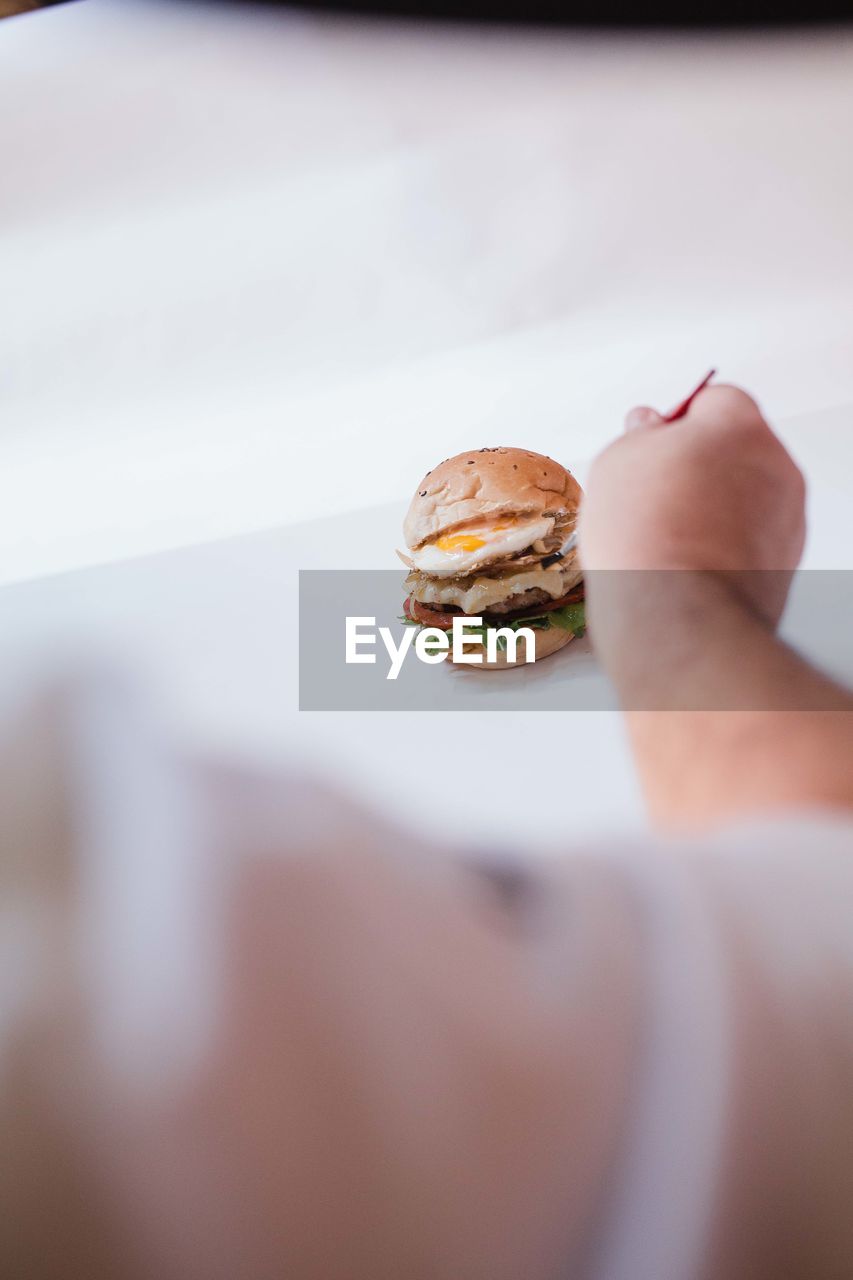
<box><xmin>699</xmin><ymin>383</ymin><xmax>765</xmax><ymax>423</ymax></box>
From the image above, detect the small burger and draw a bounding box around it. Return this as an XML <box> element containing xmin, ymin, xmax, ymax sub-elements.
<box><xmin>398</xmin><ymin>446</ymin><xmax>584</xmax><ymax>669</ymax></box>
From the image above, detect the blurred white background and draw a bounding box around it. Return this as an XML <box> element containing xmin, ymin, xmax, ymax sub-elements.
<box><xmin>3</xmin><ymin>0</ymin><xmax>853</xmax><ymax>583</ymax></box>
<box><xmin>2</xmin><ymin>0</ymin><xmax>852</xmax><ymax>838</ymax></box>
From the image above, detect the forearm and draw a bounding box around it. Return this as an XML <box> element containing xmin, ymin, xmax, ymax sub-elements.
<box><xmin>591</xmin><ymin>572</ymin><xmax>853</xmax><ymax>827</ymax></box>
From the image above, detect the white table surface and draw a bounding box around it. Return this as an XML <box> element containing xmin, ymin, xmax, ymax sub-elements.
<box><xmin>2</xmin><ymin>1</ymin><xmax>852</xmax><ymax>839</ymax></box>
<box><xmin>1</xmin><ymin>400</ymin><xmax>850</xmax><ymax>845</ymax></box>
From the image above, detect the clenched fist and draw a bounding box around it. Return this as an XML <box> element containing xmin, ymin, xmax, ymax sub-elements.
<box><xmin>580</xmin><ymin>384</ymin><xmax>806</xmax><ymax>634</ymax></box>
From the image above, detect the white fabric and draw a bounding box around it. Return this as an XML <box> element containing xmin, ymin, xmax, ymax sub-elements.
<box><xmin>582</xmin><ymin>851</ymin><xmax>730</xmax><ymax>1280</ymax></box>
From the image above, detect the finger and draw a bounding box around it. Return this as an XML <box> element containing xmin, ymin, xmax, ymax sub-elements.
<box><xmin>681</xmin><ymin>383</ymin><xmax>765</xmax><ymax>430</ymax></box>
<box><xmin>624</xmin><ymin>405</ymin><xmax>665</xmax><ymax>433</ymax></box>
<box><xmin>688</xmin><ymin>383</ymin><xmax>761</xmax><ymax>416</ymax></box>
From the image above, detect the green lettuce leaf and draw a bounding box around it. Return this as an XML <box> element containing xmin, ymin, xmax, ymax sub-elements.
<box><xmin>544</xmin><ymin>602</ymin><xmax>586</xmax><ymax>637</ymax></box>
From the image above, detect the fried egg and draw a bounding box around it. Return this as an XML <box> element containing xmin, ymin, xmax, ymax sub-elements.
<box><xmin>408</xmin><ymin>516</ymin><xmax>555</xmax><ymax>576</ymax></box>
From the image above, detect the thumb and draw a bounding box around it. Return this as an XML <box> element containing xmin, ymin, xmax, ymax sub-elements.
<box><xmin>624</xmin><ymin>405</ymin><xmax>665</xmax><ymax>432</ymax></box>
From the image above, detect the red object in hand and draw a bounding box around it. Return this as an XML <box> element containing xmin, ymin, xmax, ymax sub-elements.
<box><xmin>662</xmin><ymin>369</ymin><xmax>716</xmax><ymax>423</ymax></box>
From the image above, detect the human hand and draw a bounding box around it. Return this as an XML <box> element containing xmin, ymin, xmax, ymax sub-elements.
<box><xmin>580</xmin><ymin>384</ymin><xmax>806</xmax><ymax>630</ymax></box>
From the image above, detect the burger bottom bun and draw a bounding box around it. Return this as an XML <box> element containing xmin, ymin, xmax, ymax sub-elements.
<box><xmin>448</xmin><ymin>624</ymin><xmax>575</xmax><ymax>671</ymax></box>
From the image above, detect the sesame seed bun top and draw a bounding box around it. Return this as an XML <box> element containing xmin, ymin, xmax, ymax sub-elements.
<box><xmin>403</xmin><ymin>447</ymin><xmax>582</xmax><ymax>550</ymax></box>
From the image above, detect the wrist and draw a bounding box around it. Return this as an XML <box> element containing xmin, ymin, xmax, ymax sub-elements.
<box><xmin>587</xmin><ymin>569</ymin><xmax>767</xmax><ymax>711</ymax></box>
<box><xmin>589</xmin><ymin>568</ymin><xmax>853</xmax><ymax>827</ymax></box>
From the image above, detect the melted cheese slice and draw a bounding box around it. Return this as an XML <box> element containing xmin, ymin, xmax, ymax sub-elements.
<box><xmin>412</xmin><ymin>563</ymin><xmax>581</xmax><ymax>613</ymax></box>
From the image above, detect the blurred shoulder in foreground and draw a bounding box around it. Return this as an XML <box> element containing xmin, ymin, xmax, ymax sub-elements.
<box><xmin>1</xmin><ymin>668</ymin><xmax>853</xmax><ymax>1280</ymax></box>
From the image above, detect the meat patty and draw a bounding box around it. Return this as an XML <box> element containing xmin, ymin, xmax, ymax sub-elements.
<box><xmin>485</xmin><ymin>587</ymin><xmax>554</xmax><ymax>615</ymax></box>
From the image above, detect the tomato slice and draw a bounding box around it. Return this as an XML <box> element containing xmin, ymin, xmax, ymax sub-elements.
<box><xmin>406</xmin><ymin>596</ymin><xmax>460</xmax><ymax>630</ymax></box>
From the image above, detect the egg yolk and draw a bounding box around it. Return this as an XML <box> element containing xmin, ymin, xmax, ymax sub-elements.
<box><xmin>435</xmin><ymin>533</ymin><xmax>486</xmax><ymax>553</ymax></box>
<box><xmin>433</xmin><ymin>522</ymin><xmax>512</xmax><ymax>554</ymax></box>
